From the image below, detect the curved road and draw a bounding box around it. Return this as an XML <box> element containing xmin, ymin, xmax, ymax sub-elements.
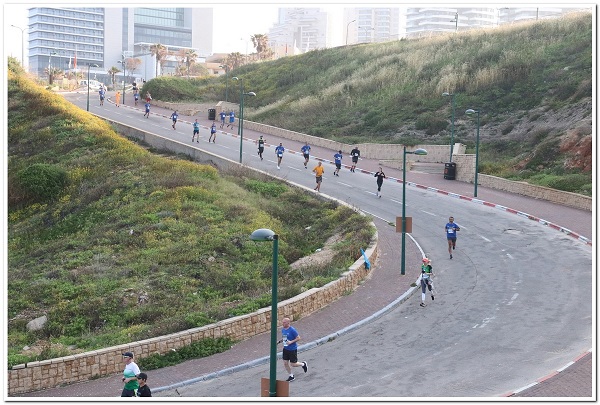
<box><xmin>62</xmin><ymin>93</ymin><xmax>592</xmax><ymax>398</ymax></box>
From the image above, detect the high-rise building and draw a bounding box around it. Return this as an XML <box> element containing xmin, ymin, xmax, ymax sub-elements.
<box><xmin>405</xmin><ymin>7</ymin><xmax>582</xmax><ymax>38</ymax></box>
<box><xmin>344</xmin><ymin>7</ymin><xmax>400</xmax><ymax>45</ymax></box>
<box><xmin>28</xmin><ymin>6</ymin><xmax>212</xmax><ymax>81</ymax></box>
<box><xmin>268</xmin><ymin>8</ymin><xmax>331</xmax><ymax>58</ymax></box>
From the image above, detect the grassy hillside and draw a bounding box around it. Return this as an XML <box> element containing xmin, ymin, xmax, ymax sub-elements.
<box><xmin>7</xmin><ymin>62</ymin><xmax>373</xmax><ymax>367</ymax></box>
<box><xmin>143</xmin><ymin>12</ymin><xmax>592</xmax><ymax>196</ymax></box>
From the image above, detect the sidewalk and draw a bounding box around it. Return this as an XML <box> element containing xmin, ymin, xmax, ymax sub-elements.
<box><xmin>22</xmin><ymin>95</ymin><xmax>591</xmax><ymax>398</ymax></box>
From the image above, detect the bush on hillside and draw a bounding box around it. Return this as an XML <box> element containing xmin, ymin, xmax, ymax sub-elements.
<box><xmin>16</xmin><ymin>163</ymin><xmax>68</xmax><ymax>203</ymax></box>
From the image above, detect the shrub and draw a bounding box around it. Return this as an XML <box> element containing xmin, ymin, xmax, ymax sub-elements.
<box><xmin>16</xmin><ymin>163</ymin><xmax>69</xmax><ymax>203</ymax></box>
<box><xmin>136</xmin><ymin>338</ymin><xmax>234</xmax><ymax>370</ymax></box>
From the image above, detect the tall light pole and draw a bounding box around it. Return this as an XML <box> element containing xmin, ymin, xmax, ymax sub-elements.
<box><xmin>86</xmin><ymin>63</ymin><xmax>99</xmax><ymax>111</ymax></box>
<box><xmin>401</xmin><ymin>147</ymin><xmax>427</xmax><ymax>276</ymax></box>
<box><xmin>10</xmin><ymin>25</ymin><xmax>26</xmax><ymax>66</ymax></box>
<box><xmin>465</xmin><ymin>109</ymin><xmax>481</xmax><ymax>197</ymax></box>
<box><xmin>250</xmin><ymin>228</ymin><xmax>279</xmax><ymax>397</ymax></box>
<box><xmin>219</xmin><ymin>64</ymin><xmax>229</xmax><ymax>102</ymax></box>
<box><xmin>346</xmin><ymin>19</ymin><xmax>356</xmax><ymax>45</ymax></box>
<box><xmin>451</xmin><ymin>12</ymin><xmax>459</xmax><ymax>32</ymax></box>
<box><xmin>117</xmin><ymin>58</ymin><xmax>126</xmax><ymax>104</ymax></box>
<box><xmin>232</xmin><ymin>76</ymin><xmax>256</xmax><ymax>164</ymax></box>
<box><xmin>442</xmin><ymin>92</ymin><xmax>456</xmax><ymax>162</ymax></box>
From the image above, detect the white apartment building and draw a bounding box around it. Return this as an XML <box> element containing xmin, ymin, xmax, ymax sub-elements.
<box><xmin>344</xmin><ymin>7</ymin><xmax>400</xmax><ymax>45</ymax></box>
<box><xmin>268</xmin><ymin>8</ymin><xmax>332</xmax><ymax>58</ymax></box>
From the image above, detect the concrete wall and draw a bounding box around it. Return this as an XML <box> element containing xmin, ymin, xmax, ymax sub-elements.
<box><xmin>7</xmin><ymin>121</ymin><xmax>379</xmax><ymax>395</ymax></box>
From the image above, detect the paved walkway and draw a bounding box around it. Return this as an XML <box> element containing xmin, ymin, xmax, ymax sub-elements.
<box><xmin>20</xmin><ymin>95</ymin><xmax>592</xmax><ymax>398</ymax></box>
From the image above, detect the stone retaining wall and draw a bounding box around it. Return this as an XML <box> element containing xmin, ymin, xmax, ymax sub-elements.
<box><xmin>7</xmin><ymin>121</ymin><xmax>379</xmax><ymax>395</ymax></box>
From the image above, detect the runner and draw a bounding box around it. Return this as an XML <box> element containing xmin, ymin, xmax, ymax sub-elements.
<box><xmin>226</xmin><ymin>110</ymin><xmax>235</xmax><ymax>129</ymax></box>
<box><xmin>374</xmin><ymin>167</ymin><xmax>386</xmax><ymax>198</ymax></box>
<box><xmin>143</xmin><ymin>101</ymin><xmax>150</xmax><ymax>118</ymax></box>
<box><xmin>257</xmin><ymin>135</ymin><xmax>266</xmax><ymax>160</ymax></box>
<box><xmin>312</xmin><ymin>161</ymin><xmax>324</xmax><ymax>192</ymax></box>
<box><xmin>134</xmin><ymin>90</ymin><xmax>139</xmax><ymax>106</ymax></box>
<box><xmin>277</xmin><ymin>318</ymin><xmax>308</xmax><ymax>382</ymax></box>
<box><xmin>219</xmin><ymin>110</ymin><xmax>227</xmax><ymax>129</ymax></box>
<box><xmin>192</xmin><ymin>119</ymin><xmax>200</xmax><ymax>142</ymax></box>
<box><xmin>420</xmin><ymin>258</ymin><xmax>434</xmax><ymax>307</ymax></box>
<box><xmin>275</xmin><ymin>143</ymin><xmax>285</xmax><ymax>169</ymax></box>
<box><xmin>333</xmin><ymin>150</ymin><xmax>343</xmax><ymax>176</ymax></box>
<box><xmin>301</xmin><ymin>143</ymin><xmax>311</xmax><ymax>168</ymax></box>
<box><xmin>170</xmin><ymin>110</ymin><xmax>179</xmax><ymax>130</ymax></box>
<box><xmin>208</xmin><ymin>121</ymin><xmax>217</xmax><ymax>143</ymax></box>
<box><xmin>350</xmin><ymin>145</ymin><xmax>360</xmax><ymax>172</ymax></box>
<box><xmin>445</xmin><ymin>216</ymin><xmax>460</xmax><ymax>259</ymax></box>
<box><xmin>99</xmin><ymin>87</ymin><xmax>105</xmax><ymax>106</ymax></box>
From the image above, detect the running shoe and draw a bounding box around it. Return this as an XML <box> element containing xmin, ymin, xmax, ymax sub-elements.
<box><xmin>286</xmin><ymin>376</ymin><xmax>295</xmax><ymax>382</ymax></box>
<box><xmin>302</xmin><ymin>362</ymin><xmax>308</xmax><ymax>373</ymax></box>
<box><xmin>420</xmin><ymin>303</ymin><xmax>426</xmax><ymax>307</ymax></box>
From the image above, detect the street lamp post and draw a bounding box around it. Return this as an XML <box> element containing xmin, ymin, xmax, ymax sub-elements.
<box><xmin>250</xmin><ymin>228</ymin><xmax>279</xmax><ymax>397</ymax></box>
<box><xmin>86</xmin><ymin>63</ymin><xmax>99</xmax><ymax>111</ymax></box>
<box><xmin>117</xmin><ymin>58</ymin><xmax>126</xmax><ymax>104</ymax></box>
<box><xmin>346</xmin><ymin>19</ymin><xmax>356</xmax><ymax>45</ymax></box>
<box><xmin>232</xmin><ymin>76</ymin><xmax>256</xmax><ymax>164</ymax></box>
<box><xmin>465</xmin><ymin>109</ymin><xmax>481</xmax><ymax>197</ymax></box>
<box><xmin>451</xmin><ymin>12</ymin><xmax>459</xmax><ymax>32</ymax></box>
<box><xmin>10</xmin><ymin>25</ymin><xmax>26</xmax><ymax>66</ymax></box>
<box><xmin>401</xmin><ymin>147</ymin><xmax>428</xmax><ymax>276</ymax></box>
<box><xmin>219</xmin><ymin>65</ymin><xmax>229</xmax><ymax>102</ymax></box>
<box><xmin>442</xmin><ymin>92</ymin><xmax>456</xmax><ymax>162</ymax></box>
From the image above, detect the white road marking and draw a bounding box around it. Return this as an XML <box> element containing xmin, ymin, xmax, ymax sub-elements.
<box><xmin>361</xmin><ymin>209</ymin><xmax>390</xmax><ymax>223</ymax></box>
<box><xmin>389</xmin><ymin>198</ymin><xmax>403</xmax><ymax>204</ymax></box>
<box><xmin>421</xmin><ymin>210</ymin><xmax>436</xmax><ymax>216</ymax></box>
<box><xmin>506</xmin><ymin>253</ymin><xmax>514</xmax><ymax>259</ymax></box>
<box><xmin>337</xmin><ymin>181</ymin><xmax>353</xmax><ymax>188</ymax></box>
<box><xmin>479</xmin><ymin>235</ymin><xmax>491</xmax><ymax>242</ymax></box>
<box><xmin>507</xmin><ymin>293</ymin><xmax>519</xmax><ymax>305</ymax></box>
<box><xmin>288</xmin><ymin>166</ymin><xmax>302</xmax><ymax>172</ymax></box>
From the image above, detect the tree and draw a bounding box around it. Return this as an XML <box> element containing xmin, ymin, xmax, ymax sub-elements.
<box><xmin>125</xmin><ymin>58</ymin><xmax>142</xmax><ymax>77</ymax></box>
<box><xmin>107</xmin><ymin>66</ymin><xmax>121</xmax><ymax>87</ymax></box>
<box><xmin>149</xmin><ymin>43</ymin><xmax>167</xmax><ymax>77</ymax></box>
<box><xmin>251</xmin><ymin>33</ymin><xmax>272</xmax><ymax>60</ymax></box>
<box><xmin>184</xmin><ymin>49</ymin><xmax>198</xmax><ymax>78</ymax></box>
<box><xmin>225</xmin><ymin>52</ymin><xmax>245</xmax><ymax>70</ymax></box>
<box><xmin>44</xmin><ymin>67</ymin><xmax>63</xmax><ymax>85</ymax></box>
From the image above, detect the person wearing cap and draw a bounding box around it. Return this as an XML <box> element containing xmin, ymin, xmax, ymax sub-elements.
<box><xmin>136</xmin><ymin>372</ymin><xmax>152</xmax><ymax>397</ymax></box>
<box><xmin>420</xmin><ymin>258</ymin><xmax>434</xmax><ymax>307</ymax></box>
<box><xmin>257</xmin><ymin>135</ymin><xmax>266</xmax><ymax>160</ymax></box>
<box><xmin>121</xmin><ymin>352</ymin><xmax>140</xmax><ymax>397</ymax></box>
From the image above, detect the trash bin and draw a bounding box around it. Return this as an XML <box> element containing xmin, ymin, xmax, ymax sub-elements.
<box><xmin>444</xmin><ymin>162</ymin><xmax>456</xmax><ymax>180</ymax></box>
<box><xmin>208</xmin><ymin>108</ymin><xmax>216</xmax><ymax>120</ymax></box>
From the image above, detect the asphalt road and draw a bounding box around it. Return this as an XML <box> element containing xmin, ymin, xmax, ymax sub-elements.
<box><xmin>61</xmin><ymin>92</ymin><xmax>592</xmax><ymax>398</ymax></box>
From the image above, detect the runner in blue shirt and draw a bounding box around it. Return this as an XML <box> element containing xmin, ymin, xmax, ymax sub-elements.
<box><xmin>277</xmin><ymin>317</ymin><xmax>308</xmax><ymax>382</ymax></box>
<box><xmin>98</xmin><ymin>88</ymin><xmax>105</xmax><ymax>106</ymax></box>
<box><xmin>275</xmin><ymin>143</ymin><xmax>285</xmax><ymax>169</ymax></box>
<box><xmin>301</xmin><ymin>143</ymin><xmax>311</xmax><ymax>168</ymax></box>
<box><xmin>170</xmin><ymin>111</ymin><xmax>179</xmax><ymax>130</ymax></box>
<box><xmin>333</xmin><ymin>150</ymin><xmax>343</xmax><ymax>176</ymax></box>
<box><xmin>192</xmin><ymin>119</ymin><xmax>200</xmax><ymax>142</ymax></box>
<box><xmin>219</xmin><ymin>111</ymin><xmax>227</xmax><ymax>128</ymax></box>
<box><xmin>143</xmin><ymin>102</ymin><xmax>150</xmax><ymax>118</ymax></box>
<box><xmin>445</xmin><ymin>216</ymin><xmax>460</xmax><ymax>259</ymax></box>
<box><xmin>226</xmin><ymin>111</ymin><xmax>235</xmax><ymax>129</ymax></box>
<box><xmin>209</xmin><ymin>121</ymin><xmax>217</xmax><ymax>143</ymax></box>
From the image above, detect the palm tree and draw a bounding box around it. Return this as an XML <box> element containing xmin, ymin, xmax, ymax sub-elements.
<box><xmin>149</xmin><ymin>43</ymin><xmax>167</xmax><ymax>77</ymax></box>
<box><xmin>44</xmin><ymin>67</ymin><xmax>63</xmax><ymax>85</ymax></box>
<box><xmin>251</xmin><ymin>34</ymin><xmax>270</xmax><ymax>59</ymax></box>
<box><xmin>225</xmin><ymin>52</ymin><xmax>245</xmax><ymax>70</ymax></box>
<box><xmin>184</xmin><ymin>49</ymin><xmax>198</xmax><ymax>78</ymax></box>
<box><xmin>107</xmin><ymin>66</ymin><xmax>121</xmax><ymax>87</ymax></box>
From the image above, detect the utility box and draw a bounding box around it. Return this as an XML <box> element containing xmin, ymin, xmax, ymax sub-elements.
<box><xmin>208</xmin><ymin>108</ymin><xmax>216</xmax><ymax>120</ymax></box>
<box><xmin>444</xmin><ymin>162</ymin><xmax>456</xmax><ymax>180</ymax></box>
